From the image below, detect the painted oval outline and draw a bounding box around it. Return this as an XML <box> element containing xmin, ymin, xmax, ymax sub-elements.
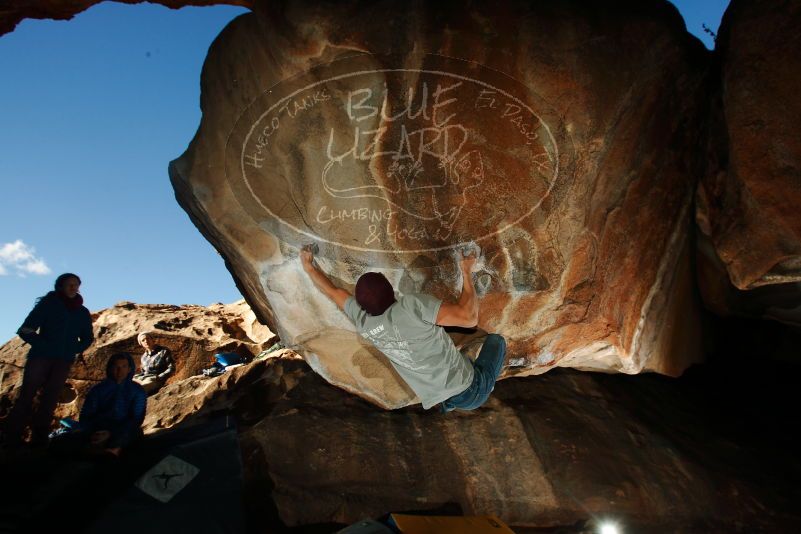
<box><xmin>237</xmin><ymin>67</ymin><xmax>560</xmax><ymax>254</ymax></box>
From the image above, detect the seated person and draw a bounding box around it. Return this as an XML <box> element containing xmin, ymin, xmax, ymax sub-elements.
<box><xmin>132</xmin><ymin>332</ymin><xmax>174</xmax><ymax>395</ymax></box>
<box><xmin>53</xmin><ymin>352</ymin><xmax>146</xmax><ymax>456</ymax></box>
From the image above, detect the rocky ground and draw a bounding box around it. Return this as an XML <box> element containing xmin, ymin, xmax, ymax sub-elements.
<box><xmin>0</xmin><ymin>299</ymin><xmax>278</xmax><ymax>425</ymax></box>
<box><xmin>1</xmin><ymin>301</ymin><xmax>800</xmax><ymax>533</ymax></box>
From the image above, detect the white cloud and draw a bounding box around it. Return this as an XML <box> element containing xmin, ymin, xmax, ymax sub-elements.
<box><xmin>0</xmin><ymin>240</ymin><xmax>52</xmax><ymax>277</ymax></box>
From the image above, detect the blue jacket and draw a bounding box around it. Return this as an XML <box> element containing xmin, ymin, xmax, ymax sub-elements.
<box><xmin>17</xmin><ymin>292</ymin><xmax>93</xmax><ymax>362</ymax></box>
<box><xmin>80</xmin><ymin>353</ymin><xmax>147</xmax><ymax>448</ymax></box>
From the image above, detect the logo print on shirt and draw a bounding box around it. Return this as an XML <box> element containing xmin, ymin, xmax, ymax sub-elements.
<box><xmin>368</xmin><ymin>324</ymin><xmax>385</xmax><ymax>337</ymax></box>
<box><xmin>367</xmin><ymin>324</ymin><xmax>432</xmax><ymax>371</ymax></box>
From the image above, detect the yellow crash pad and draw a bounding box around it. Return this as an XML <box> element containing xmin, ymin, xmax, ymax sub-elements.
<box><xmin>389</xmin><ymin>514</ymin><xmax>515</xmax><ymax>534</ymax></box>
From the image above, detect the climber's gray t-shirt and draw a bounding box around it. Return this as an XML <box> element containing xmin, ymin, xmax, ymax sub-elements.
<box><xmin>343</xmin><ymin>293</ymin><xmax>474</xmax><ymax>409</ymax></box>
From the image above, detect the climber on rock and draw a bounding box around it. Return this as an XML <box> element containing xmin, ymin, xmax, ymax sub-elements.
<box><xmin>300</xmin><ymin>246</ymin><xmax>506</xmax><ymax>412</ymax></box>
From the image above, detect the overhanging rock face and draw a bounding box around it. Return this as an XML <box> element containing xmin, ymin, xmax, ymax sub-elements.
<box><xmin>170</xmin><ymin>0</ymin><xmax>709</xmax><ymax>408</ymax></box>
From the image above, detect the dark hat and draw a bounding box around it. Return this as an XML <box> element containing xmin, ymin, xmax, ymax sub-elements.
<box><xmin>355</xmin><ymin>272</ymin><xmax>396</xmax><ymax>316</ymax></box>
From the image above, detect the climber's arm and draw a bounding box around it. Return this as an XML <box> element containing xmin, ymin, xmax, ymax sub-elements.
<box><xmin>301</xmin><ymin>248</ymin><xmax>350</xmax><ymax>311</ymax></box>
<box><xmin>436</xmin><ymin>252</ymin><xmax>479</xmax><ymax>328</ymax></box>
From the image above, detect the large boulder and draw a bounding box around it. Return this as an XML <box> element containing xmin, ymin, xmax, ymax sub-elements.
<box><xmin>169</xmin><ymin>0</ymin><xmax>709</xmax><ymax>408</ymax></box>
<box><xmin>697</xmin><ymin>0</ymin><xmax>801</xmax><ymax>294</ymax></box>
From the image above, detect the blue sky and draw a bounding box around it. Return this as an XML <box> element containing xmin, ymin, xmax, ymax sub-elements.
<box><xmin>0</xmin><ymin>1</ymin><xmax>728</xmax><ymax>342</ymax></box>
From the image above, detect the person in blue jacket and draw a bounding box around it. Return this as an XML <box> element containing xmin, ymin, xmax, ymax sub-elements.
<box><xmin>77</xmin><ymin>352</ymin><xmax>147</xmax><ymax>456</ymax></box>
<box><xmin>3</xmin><ymin>273</ymin><xmax>94</xmax><ymax>448</ymax></box>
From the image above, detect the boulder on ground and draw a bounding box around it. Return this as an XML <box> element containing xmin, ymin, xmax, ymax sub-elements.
<box><xmin>170</xmin><ymin>0</ymin><xmax>710</xmax><ymax>408</ymax></box>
